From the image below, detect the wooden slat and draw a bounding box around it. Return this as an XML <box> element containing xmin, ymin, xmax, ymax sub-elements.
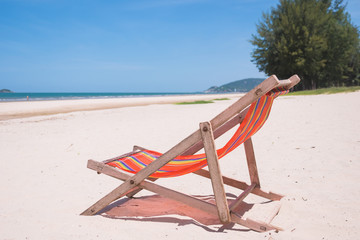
<box><xmin>102</xmin><ymin>150</ymin><xmax>141</xmax><ymax>164</ymax></box>
<box><xmin>133</xmin><ymin>145</ymin><xmax>146</xmax><ymax>151</ymax></box>
<box><xmin>194</xmin><ymin>168</ymin><xmax>248</xmax><ymax>189</ymax></box>
<box><xmin>276</xmin><ymin>79</ymin><xmax>291</xmax><ymax>89</ymax></box>
<box><xmin>276</xmin><ymin>75</ymin><xmax>300</xmax><ymax>90</ymax></box>
<box><xmin>194</xmin><ymin>169</ymin><xmax>283</xmax><ymax>201</ymax></box>
<box><xmin>244</xmin><ymin>138</ymin><xmax>260</xmax><ymax>186</ymax></box>
<box><xmin>231</xmin><ymin>215</ymin><xmax>283</xmax><ymax>232</ymax></box>
<box><xmin>287</xmin><ymin>74</ymin><xmax>301</xmax><ymax>90</ymax></box>
<box><xmin>200</xmin><ymin>122</ymin><xmax>231</xmax><ymax>223</ymax></box>
<box><xmin>229</xmin><ymin>183</ymin><xmax>256</xmax><ymax>212</ymax></box>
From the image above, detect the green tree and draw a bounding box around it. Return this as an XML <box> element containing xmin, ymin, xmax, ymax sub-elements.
<box><xmin>250</xmin><ymin>0</ymin><xmax>360</xmax><ymax>90</ymax></box>
<box><xmin>324</xmin><ymin>1</ymin><xmax>360</xmax><ymax>87</ymax></box>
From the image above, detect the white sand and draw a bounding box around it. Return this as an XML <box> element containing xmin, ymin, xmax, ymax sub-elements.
<box><xmin>0</xmin><ymin>92</ymin><xmax>359</xmax><ymax>239</ymax></box>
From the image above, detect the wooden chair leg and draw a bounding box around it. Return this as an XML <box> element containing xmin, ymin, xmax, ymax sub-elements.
<box><xmin>229</xmin><ymin>183</ymin><xmax>256</xmax><ymax>212</ymax></box>
<box><xmin>200</xmin><ymin>121</ymin><xmax>231</xmax><ymax>224</ymax></box>
<box><xmin>244</xmin><ymin>137</ymin><xmax>260</xmax><ymax>186</ymax></box>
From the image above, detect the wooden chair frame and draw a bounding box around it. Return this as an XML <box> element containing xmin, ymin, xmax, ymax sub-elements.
<box><xmin>81</xmin><ymin>75</ymin><xmax>300</xmax><ymax>232</ymax></box>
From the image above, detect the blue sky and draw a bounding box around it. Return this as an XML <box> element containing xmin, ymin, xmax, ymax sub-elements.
<box><xmin>1</xmin><ymin>0</ymin><xmax>360</xmax><ymax>92</ymax></box>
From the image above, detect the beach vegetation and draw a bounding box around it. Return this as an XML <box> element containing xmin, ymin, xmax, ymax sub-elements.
<box><xmin>251</xmin><ymin>0</ymin><xmax>360</xmax><ymax>90</ymax></box>
<box><xmin>175</xmin><ymin>97</ymin><xmax>231</xmax><ymax>105</ymax></box>
<box><xmin>213</xmin><ymin>98</ymin><xmax>231</xmax><ymax>101</ymax></box>
<box><xmin>175</xmin><ymin>100</ymin><xmax>214</xmax><ymax>105</ymax></box>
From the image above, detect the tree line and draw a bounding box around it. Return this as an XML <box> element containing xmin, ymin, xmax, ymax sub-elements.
<box><xmin>250</xmin><ymin>0</ymin><xmax>360</xmax><ymax>90</ymax></box>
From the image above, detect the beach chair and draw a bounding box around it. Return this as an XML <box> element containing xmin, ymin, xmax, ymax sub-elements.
<box><xmin>81</xmin><ymin>74</ymin><xmax>300</xmax><ymax>232</ymax></box>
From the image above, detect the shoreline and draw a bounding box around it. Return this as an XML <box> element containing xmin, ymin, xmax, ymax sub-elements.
<box><xmin>0</xmin><ymin>92</ymin><xmax>207</xmax><ymax>102</ymax></box>
<box><xmin>0</xmin><ymin>93</ymin><xmax>243</xmax><ymax>121</ymax></box>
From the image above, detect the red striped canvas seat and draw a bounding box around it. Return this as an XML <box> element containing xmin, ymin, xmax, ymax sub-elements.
<box><xmin>107</xmin><ymin>88</ymin><xmax>288</xmax><ymax>178</ymax></box>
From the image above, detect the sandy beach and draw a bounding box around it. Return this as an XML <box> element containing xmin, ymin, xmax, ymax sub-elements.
<box><xmin>0</xmin><ymin>93</ymin><xmax>242</xmax><ymax>121</ymax></box>
<box><xmin>0</xmin><ymin>92</ymin><xmax>359</xmax><ymax>239</ymax></box>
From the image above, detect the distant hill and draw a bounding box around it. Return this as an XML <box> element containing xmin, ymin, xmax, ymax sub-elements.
<box><xmin>205</xmin><ymin>78</ymin><xmax>264</xmax><ymax>93</ymax></box>
<box><xmin>0</xmin><ymin>89</ymin><xmax>13</xmax><ymax>93</ymax></box>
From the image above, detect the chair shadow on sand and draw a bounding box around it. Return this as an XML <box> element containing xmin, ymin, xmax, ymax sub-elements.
<box><xmin>100</xmin><ymin>193</ymin><xmax>271</xmax><ymax>232</ymax></box>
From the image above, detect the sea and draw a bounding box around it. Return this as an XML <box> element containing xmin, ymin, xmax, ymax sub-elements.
<box><xmin>0</xmin><ymin>92</ymin><xmax>203</xmax><ymax>102</ymax></box>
